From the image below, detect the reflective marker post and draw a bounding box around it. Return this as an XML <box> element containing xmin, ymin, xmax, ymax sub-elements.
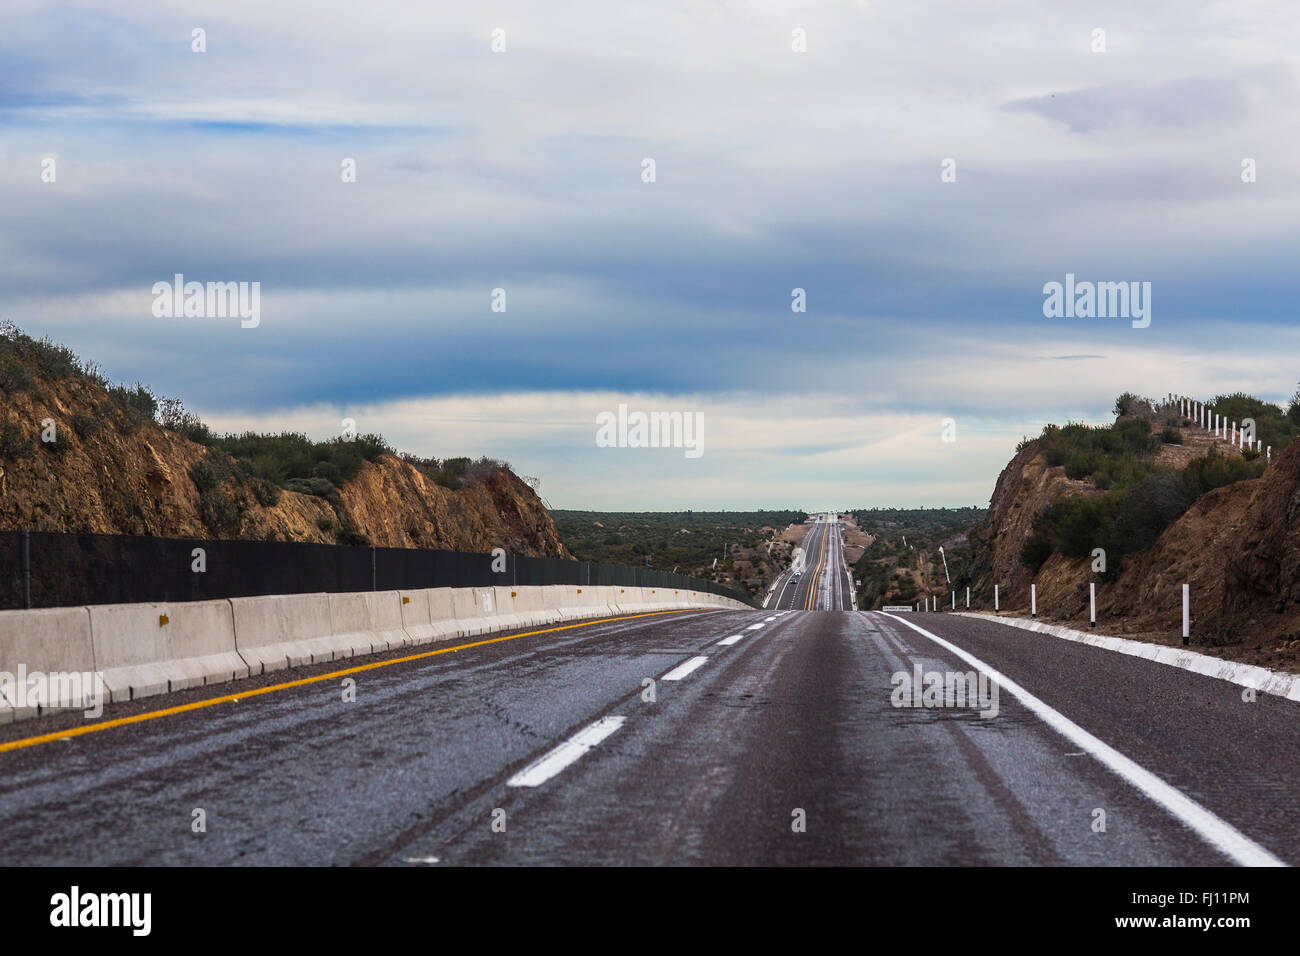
<box><xmin>1182</xmin><ymin>584</ymin><xmax>1190</xmax><ymax>646</ymax></box>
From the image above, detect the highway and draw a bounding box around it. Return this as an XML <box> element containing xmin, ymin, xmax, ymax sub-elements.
<box><xmin>0</xmin><ymin>596</ymin><xmax>1296</xmax><ymax>866</ymax></box>
<box><xmin>767</xmin><ymin>513</ymin><xmax>854</xmax><ymax>611</ymax></box>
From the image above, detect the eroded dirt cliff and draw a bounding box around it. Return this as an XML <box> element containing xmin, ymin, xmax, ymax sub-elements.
<box><xmin>970</xmin><ymin>431</ymin><xmax>1300</xmax><ymax>670</ymax></box>
<box><xmin>0</xmin><ymin>361</ymin><xmax>567</xmax><ymax>557</ymax></box>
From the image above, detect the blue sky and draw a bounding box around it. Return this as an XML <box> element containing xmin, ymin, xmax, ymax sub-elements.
<box><xmin>2</xmin><ymin>1</ymin><xmax>1298</xmax><ymax>509</ymax></box>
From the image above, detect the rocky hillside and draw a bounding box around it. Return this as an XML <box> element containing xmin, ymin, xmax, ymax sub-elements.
<box><xmin>0</xmin><ymin>328</ymin><xmax>567</xmax><ymax>557</ymax></box>
<box><xmin>966</xmin><ymin>438</ymin><xmax>1096</xmax><ymax>609</ymax></box>
<box><xmin>970</xmin><ymin>410</ymin><xmax>1300</xmax><ymax>671</ymax></box>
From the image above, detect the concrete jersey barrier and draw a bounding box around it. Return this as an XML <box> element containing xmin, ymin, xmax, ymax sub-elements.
<box><xmin>0</xmin><ymin>606</ymin><xmax>96</xmax><ymax>721</ymax></box>
<box><xmin>0</xmin><ymin>584</ymin><xmax>749</xmax><ymax>722</ymax></box>
<box><xmin>89</xmin><ymin>599</ymin><xmax>248</xmax><ymax>703</ymax></box>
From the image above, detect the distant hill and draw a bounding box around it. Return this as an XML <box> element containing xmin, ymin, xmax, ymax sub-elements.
<box><xmin>551</xmin><ymin>509</ymin><xmax>808</xmax><ymax>601</ymax></box>
<box><xmin>849</xmin><ymin>507</ymin><xmax>986</xmax><ymax>610</ymax></box>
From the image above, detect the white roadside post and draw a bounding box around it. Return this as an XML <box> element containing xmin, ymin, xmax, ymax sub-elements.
<box><xmin>1089</xmin><ymin>582</ymin><xmax>1096</xmax><ymax>628</ymax></box>
<box><xmin>966</xmin><ymin>586</ymin><xmax>970</xmax><ymax>609</ymax></box>
<box><xmin>994</xmin><ymin>584</ymin><xmax>999</xmax><ymax>612</ymax></box>
<box><xmin>1031</xmin><ymin>584</ymin><xmax>1037</xmax><ymax>617</ymax></box>
<box><xmin>951</xmin><ymin>591</ymin><xmax>955</xmax><ymax>610</ymax></box>
<box><xmin>1182</xmin><ymin>583</ymin><xmax>1190</xmax><ymax>646</ymax></box>
<box><xmin>1267</xmin><ymin>446</ymin><xmax>1271</xmax><ymax>464</ymax></box>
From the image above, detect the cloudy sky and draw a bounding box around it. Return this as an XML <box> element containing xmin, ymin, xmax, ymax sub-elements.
<box><xmin>2</xmin><ymin>1</ymin><xmax>1297</xmax><ymax>509</ymax></box>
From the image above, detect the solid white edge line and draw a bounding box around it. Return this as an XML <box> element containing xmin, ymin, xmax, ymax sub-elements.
<box><xmin>507</xmin><ymin>715</ymin><xmax>626</xmax><ymax>788</ymax></box>
<box><xmin>661</xmin><ymin>655</ymin><xmax>709</xmax><ymax>681</ymax></box>
<box><xmin>952</xmin><ymin>611</ymin><xmax>1300</xmax><ymax>703</ymax></box>
<box><xmin>717</xmin><ymin>635</ymin><xmax>744</xmax><ymax>646</ymax></box>
<box><xmin>876</xmin><ymin>611</ymin><xmax>1286</xmax><ymax>868</ymax></box>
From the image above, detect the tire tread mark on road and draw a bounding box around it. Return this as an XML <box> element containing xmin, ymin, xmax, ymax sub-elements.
<box><xmin>939</xmin><ymin>720</ymin><xmax>1065</xmax><ymax>866</ymax></box>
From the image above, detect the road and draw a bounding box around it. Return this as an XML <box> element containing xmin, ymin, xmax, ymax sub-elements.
<box><xmin>767</xmin><ymin>513</ymin><xmax>854</xmax><ymax>611</ymax></box>
<box><xmin>0</xmin><ymin>596</ymin><xmax>1296</xmax><ymax>866</ymax></box>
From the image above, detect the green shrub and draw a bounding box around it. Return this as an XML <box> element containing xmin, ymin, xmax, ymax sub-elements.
<box><xmin>252</xmin><ymin>478</ymin><xmax>280</xmax><ymax>507</ymax></box>
<box><xmin>335</xmin><ymin>526</ymin><xmax>370</xmax><ymax>547</ymax></box>
<box><xmin>72</xmin><ymin>408</ymin><xmax>99</xmax><ymax>440</ymax></box>
<box><xmin>285</xmin><ymin>476</ymin><xmax>336</xmax><ymax>498</ymax></box>
<box><xmin>198</xmin><ymin>489</ymin><xmax>246</xmax><ymax>536</ymax></box>
<box><xmin>108</xmin><ymin>382</ymin><xmax>158</xmax><ymax>419</ymax></box>
<box><xmin>1021</xmin><ymin>530</ymin><xmax>1054</xmax><ymax>572</ymax></box>
<box><xmin>1063</xmin><ymin>450</ymin><xmax>1098</xmax><ymax>480</ymax></box>
<box><xmin>0</xmin><ymin>354</ymin><xmax>33</xmax><ymax>393</ymax></box>
<box><xmin>1209</xmin><ymin>392</ymin><xmax>1298</xmax><ymax>453</ymax></box>
<box><xmin>1160</xmin><ymin>427</ymin><xmax>1182</xmax><ymax>445</ymax></box>
<box><xmin>312</xmin><ymin>460</ymin><xmax>343</xmax><ymax>485</ymax></box>
<box><xmin>0</xmin><ymin>421</ymin><xmax>33</xmax><ymax>460</ymax></box>
<box><xmin>190</xmin><ymin>461</ymin><xmax>219</xmax><ymax>493</ymax></box>
<box><xmin>1180</xmin><ymin>450</ymin><xmax>1262</xmax><ymax>497</ymax></box>
<box><xmin>1106</xmin><ymin>474</ymin><xmax>1191</xmax><ymax>562</ymax></box>
<box><xmin>1037</xmin><ymin>418</ymin><xmax>1160</xmax><ymax>490</ymax></box>
<box><xmin>28</xmin><ymin>336</ymin><xmax>81</xmax><ymax>380</ymax></box>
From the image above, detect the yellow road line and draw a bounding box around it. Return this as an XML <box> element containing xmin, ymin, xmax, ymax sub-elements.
<box><xmin>0</xmin><ymin>608</ymin><xmax>704</xmax><ymax>755</ymax></box>
<box><xmin>804</xmin><ymin>521</ymin><xmax>829</xmax><ymax>611</ymax></box>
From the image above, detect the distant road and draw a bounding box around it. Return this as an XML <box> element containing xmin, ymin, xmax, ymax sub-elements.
<box><xmin>768</xmin><ymin>513</ymin><xmax>854</xmax><ymax>611</ymax></box>
<box><xmin>2</xmin><ymin>592</ymin><xmax>1295</xmax><ymax>865</ymax></box>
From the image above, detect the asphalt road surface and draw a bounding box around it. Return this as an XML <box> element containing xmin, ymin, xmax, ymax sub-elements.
<box><xmin>768</xmin><ymin>514</ymin><xmax>854</xmax><ymax>611</ymax></box>
<box><xmin>0</xmin><ymin>600</ymin><xmax>1295</xmax><ymax>866</ymax></box>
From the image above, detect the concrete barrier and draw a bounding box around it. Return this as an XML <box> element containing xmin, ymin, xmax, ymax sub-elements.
<box><xmin>508</xmin><ymin>586</ymin><xmax>551</xmax><ymax>628</ymax></box>
<box><xmin>425</xmin><ymin>588</ymin><xmax>463</xmax><ymax>640</ymax></box>
<box><xmin>392</xmin><ymin>588</ymin><xmax>464</xmax><ymax>646</ymax></box>
<box><xmin>453</xmin><ymin>587</ymin><xmax>494</xmax><ymax>636</ymax></box>
<box><xmin>230</xmin><ymin>592</ymin><xmax>335</xmax><ymax>674</ymax></box>
<box><xmin>328</xmin><ymin>591</ymin><xmax>407</xmax><ymax>658</ymax></box>
<box><xmin>89</xmin><ymin>599</ymin><xmax>248</xmax><ymax>703</ymax></box>
<box><xmin>0</xmin><ymin>607</ymin><xmax>96</xmax><ymax>721</ymax></box>
<box><xmin>0</xmin><ymin>583</ymin><xmax>747</xmax><ymax>722</ymax></box>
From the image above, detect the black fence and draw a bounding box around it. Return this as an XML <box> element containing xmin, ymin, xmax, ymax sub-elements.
<box><xmin>0</xmin><ymin>530</ymin><xmax>754</xmax><ymax>610</ymax></box>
